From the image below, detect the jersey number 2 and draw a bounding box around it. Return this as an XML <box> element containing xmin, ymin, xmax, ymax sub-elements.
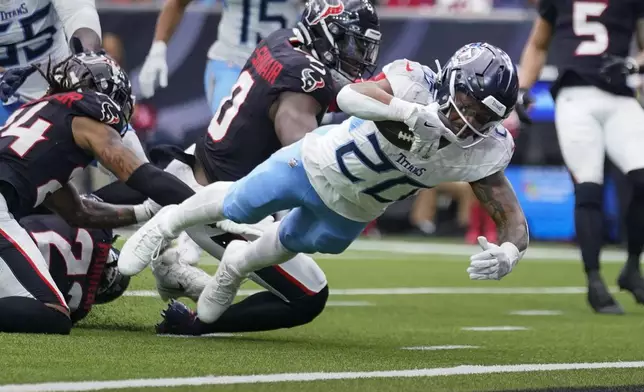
<box><xmin>208</xmin><ymin>71</ymin><xmax>255</xmax><ymax>142</ymax></box>
<box><xmin>573</xmin><ymin>1</ymin><xmax>609</xmax><ymax>56</ymax></box>
<box><xmin>31</xmin><ymin>229</ymin><xmax>94</xmax><ymax>312</ymax></box>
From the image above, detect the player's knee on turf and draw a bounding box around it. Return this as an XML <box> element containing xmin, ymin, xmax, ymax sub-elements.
<box><xmin>574</xmin><ymin>183</ymin><xmax>603</xmax><ymax>209</ymax></box>
<box><xmin>0</xmin><ymin>297</ymin><xmax>72</xmax><ymax>334</ymax></box>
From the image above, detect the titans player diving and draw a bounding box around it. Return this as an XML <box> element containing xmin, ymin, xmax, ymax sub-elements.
<box><xmin>119</xmin><ymin>42</ymin><xmax>530</xmax><ymax>326</ymax></box>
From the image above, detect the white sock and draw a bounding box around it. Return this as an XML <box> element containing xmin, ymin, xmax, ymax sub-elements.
<box><xmin>160</xmin><ymin>182</ymin><xmax>233</xmax><ymax>237</ymax></box>
<box><xmin>236</xmin><ymin>222</ymin><xmax>295</xmax><ymax>275</ymax></box>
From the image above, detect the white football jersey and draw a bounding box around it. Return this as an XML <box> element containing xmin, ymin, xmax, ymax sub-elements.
<box><xmin>207</xmin><ymin>0</ymin><xmax>301</xmax><ymax>67</ymax></box>
<box><xmin>0</xmin><ymin>0</ymin><xmax>70</xmax><ymax>100</ymax></box>
<box><xmin>301</xmin><ymin>59</ymin><xmax>515</xmax><ymax>222</ymax></box>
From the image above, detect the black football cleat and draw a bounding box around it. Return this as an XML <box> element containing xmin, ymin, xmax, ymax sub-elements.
<box><xmin>587</xmin><ymin>273</ymin><xmax>624</xmax><ymax>315</ymax></box>
<box><xmin>156</xmin><ymin>300</ymin><xmax>202</xmax><ymax>336</ymax></box>
<box><xmin>617</xmin><ymin>265</ymin><xmax>644</xmax><ymax>305</ymax></box>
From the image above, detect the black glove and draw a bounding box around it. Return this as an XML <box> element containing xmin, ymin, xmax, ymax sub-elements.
<box><xmin>514</xmin><ymin>88</ymin><xmax>534</xmax><ymax>125</ymax></box>
<box><xmin>0</xmin><ymin>65</ymin><xmax>37</xmax><ymax>103</ymax></box>
<box><xmin>600</xmin><ymin>54</ymin><xmax>640</xmax><ymax>82</ymax></box>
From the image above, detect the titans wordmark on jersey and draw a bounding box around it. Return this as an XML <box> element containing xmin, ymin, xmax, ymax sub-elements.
<box><xmin>302</xmin><ymin>59</ymin><xmax>515</xmax><ymax>222</ymax></box>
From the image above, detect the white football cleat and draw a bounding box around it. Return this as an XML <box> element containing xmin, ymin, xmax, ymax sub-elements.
<box><xmin>152</xmin><ymin>248</ymin><xmax>210</xmax><ymax>302</ymax></box>
<box><xmin>118</xmin><ymin>205</ymin><xmax>177</xmax><ymax>276</ymax></box>
<box><xmin>177</xmin><ymin>232</ymin><xmax>202</xmax><ymax>265</ymax></box>
<box><xmin>197</xmin><ymin>240</ymin><xmax>248</xmax><ymax>323</ymax></box>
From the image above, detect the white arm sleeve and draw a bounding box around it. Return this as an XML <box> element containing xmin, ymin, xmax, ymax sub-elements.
<box><xmin>52</xmin><ymin>0</ymin><xmax>102</xmax><ymax>41</ymax></box>
<box><xmin>336</xmin><ymin>84</ymin><xmax>417</xmax><ymax>123</ymax></box>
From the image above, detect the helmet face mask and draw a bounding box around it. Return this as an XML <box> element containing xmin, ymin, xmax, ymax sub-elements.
<box><xmin>301</xmin><ymin>0</ymin><xmax>381</xmax><ymax>81</ymax></box>
<box><xmin>333</xmin><ymin>23</ymin><xmax>380</xmax><ymax>79</ymax></box>
<box><xmin>441</xmin><ymin>83</ymin><xmax>503</xmax><ymax>148</ymax></box>
<box><xmin>437</xmin><ymin>42</ymin><xmax>518</xmax><ymax>148</ymax></box>
<box><xmin>95</xmin><ymin>246</ymin><xmax>130</xmax><ymax>305</ymax></box>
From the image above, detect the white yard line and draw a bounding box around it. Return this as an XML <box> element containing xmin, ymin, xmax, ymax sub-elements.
<box><xmin>123</xmin><ymin>286</ymin><xmax>607</xmax><ymax>298</ymax></box>
<box><xmin>326</xmin><ymin>301</ymin><xmax>374</xmax><ymax>307</ymax></box>
<box><xmin>345</xmin><ymin>239</ymin><xmax>629</xmax><ymax>263</ymax></box>
<box><xmin>461</xmin><ymin>326</ymin><xmax>530</xmax><ymax>331</ymax></box>
<box><xmin>4</xmin><ymin>361</ymin><xmax>644</xmax><ymax>391</ymax></box>
<box><xmin>509</xmin><ymin>310</ymin><xmax>564</xmax><ymax>316</ymax></box>
<box><xmin>114</xmin><ymin>230</ymin><xmax>630</xmax><ymax>263</ymax></box>
<box><xmin>401</xmin><ymin>345</ymin><xmax>480</xmax><ymax>351</ymax></box>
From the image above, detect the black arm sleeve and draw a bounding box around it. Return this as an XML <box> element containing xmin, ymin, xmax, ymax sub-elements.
<box><xmin>125</xmin><ymin>163</ymin><xmax>195</xmax><ymax>206</ymax></box>
<box><xmin>92</xmin><ymin>181</ymin><xmax>147</xmax><ymax>205</ymax></box>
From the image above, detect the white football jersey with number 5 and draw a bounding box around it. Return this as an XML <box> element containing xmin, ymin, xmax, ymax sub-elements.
<box><xmin>301</xmin><ymin>59</ymin><xmax>515</xmax><ymax>222</ymax></box>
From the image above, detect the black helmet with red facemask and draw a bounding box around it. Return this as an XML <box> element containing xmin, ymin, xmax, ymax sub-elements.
<box><xmin>299</xmin><ymin>0</ymin><xmax>381</xmax><ymax>81</ymax></box>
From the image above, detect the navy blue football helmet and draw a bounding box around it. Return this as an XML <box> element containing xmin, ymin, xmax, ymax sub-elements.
<box><xmin>95</xmin><ymin>245</ymin><xmax>131</xmax><ymax>305</ymax></box>
<box><xmin>300</xmin><ymin>0</ymin><xmax>381</xmax><ymax>80</ymax></box>
<box><xmin>436</xmin><ymin>42</ymin><xmax>518</xmax><ymax>148</ymax></box>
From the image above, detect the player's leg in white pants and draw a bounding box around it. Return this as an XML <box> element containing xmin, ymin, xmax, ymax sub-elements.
<box><xmin>0</xmin><ymin>191</ymin><xmax>72</xmax><ymax>333</ymax></box>
<box><xmin>147</xmin><ymin>145</ymin><xmax>329</xmax><ymax>332</ymax></box>
<box><xmin>603</xmin><ymin>93</ymin><xmax>644</xmax><ymax>302</ymax></box>
<box><xmin>555</xmin><ymin>86</ymin><xmax>620</xmax><ymax>313</ymax></box>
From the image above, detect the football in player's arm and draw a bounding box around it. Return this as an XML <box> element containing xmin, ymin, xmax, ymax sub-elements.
<box><xmin>337</xmin><ymin>75</ymin><xmax>529</xmax><ymax>280</ymax></box>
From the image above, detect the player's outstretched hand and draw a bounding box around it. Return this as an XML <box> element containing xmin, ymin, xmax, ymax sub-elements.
<box><xmin>138</xmin><ymin>41</ymin><xmax>169</xmax><ymax>98</ymax></box>
<box><xmin>0</xmin><ymin>65</ymin><xmax>37</xmax><ymax>103</ymax></box>
<box><xmin>514</xmin><ymin>88</ymin><xmax>533</xmax><ymax>125</ymax></box>
<box><xmin>407</xmin><ymin>102</ymin><xmax>458</xmax><ymax>159</ymax></box>
<box><xmin>467</xmin><ymin>236</ymin><xmax>519</xmax><ymax>280</ymax></box>
<box><xmin>600</xmin><ymin>54</ymin><xmax>640</xmax><ymax>79</ymax></box>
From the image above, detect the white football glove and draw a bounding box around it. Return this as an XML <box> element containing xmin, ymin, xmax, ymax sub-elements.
<box><xmin>214</xmin><ymin>215</ymin><xmax>276</xmax><ymax>239</ymax></box>
<box><xmin>404</xmin><ymin>102</ymin><xmax>457</xmax><ymax>159</ymax></box>
<box><xmin>138</xmin><ymin>41</ymin><xmax>168</xmax><ymax>98</ymax></box>
<box><xmin>467</xmin><ymin>236</ymin><xmax>520</xmax><ymax>280</ymax></box>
